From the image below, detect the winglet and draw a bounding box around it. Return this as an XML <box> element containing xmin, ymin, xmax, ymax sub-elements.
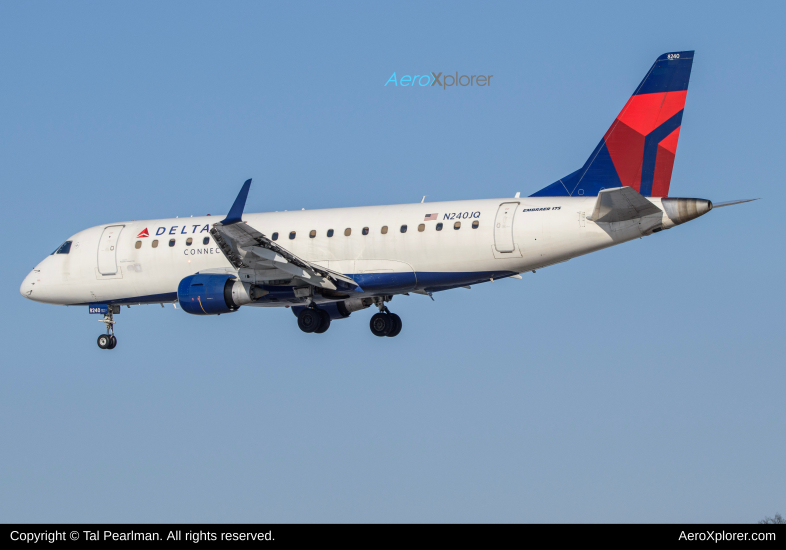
<box><xmin>220</xmin><ymin>179</ymin><xmax>252</xmax><ymax>225</ymax></box>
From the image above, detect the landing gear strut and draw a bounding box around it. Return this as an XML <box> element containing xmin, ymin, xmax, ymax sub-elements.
<box><xmin>97</xmin><ymin>307</ymin><xmax>118</xmax><ymax>349</ymax></box>
<box><xmin>297</xmin><ymin>306</ymin><xmax>331</xmax><ymax>334</ymax></box>
<box><xmin>369</xmin><ymin>298</ymin><xmax>402</xmax><ymax>338</ymax></box>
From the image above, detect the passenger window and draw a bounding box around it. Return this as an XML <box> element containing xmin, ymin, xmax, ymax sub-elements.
<box><xmin>400</xmin><ymin>225</ymin><xmax>407</xmax><ymax>233</ymax></box>
<box><xmin>344</xmin><ymin>228</ymin><xmax>351</xmax><ymax>236</ymax></box>
<box><xmin>271</xmin><ymin>232</ymin><xmax>278</xmax><ymax>241</ymax></box>
<box><xmin>418</xmin><ymin>224</ymin><xmax>425</xmax><ymax>232</ymax></box>
<box><xmin>327</xmin><ymin>229</ymin><xmax>334</xmax><ymax>237</ymax></box>
<box><xmin>203</xmin><ymin>236</ymin><xmax>210</xmax><ymax>245</ymax></box>
<box><xmin>381</xmin><ymin>226</ymin><xmax>388</xmax><ymax>234</ymax></box>
<box><xmin>309</xmin><ymin>230</ymin><xmax>316</xmax><ymax>238</ymax></box>
<box><xmin>362</xmin><ymin>227</ymin><xmax>369</xmax><ymax>235</ymax></box>
<box><xmin>135</xmin><ymin>241</ymin><xmax>142</xmax><ymax>249</ymax></box>
<box><xmin>186</xmin><ymin>237</ymin><xmax>193</xmax><ymax>246</ymax></box>
<box><xmin>289</xmin><ymin>231</ymin><xmax>296</xmax><ymax>240</ymax></box>
<box><xmin>472</xmin><ymin>220</ymin><xmax>479</xmax><ymax>229</ymax></box>
<box><xmin>436</xmin><ymin>223</ymin><xmax>443</xmax><ymax>231</ymax></box>
<box><xmin>169</xmin><ymin>239</ymin><xmax>176</xmax><ymax>247</ymax></box>
<box><xmin>152</xmin><ymin>240</ymin><xmax>159</xmax><ymax>248</ymax></box>
<box><xmin>454</xmin><ymin>222</ymin><xmax>461</xmax><ymax>230</ymax></box>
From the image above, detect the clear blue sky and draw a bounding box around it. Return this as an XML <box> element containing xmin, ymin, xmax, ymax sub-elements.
<box><xmin>1</xmin><ymin>1</ymin><xmax>783</xmax><ymax>523</ymax></box>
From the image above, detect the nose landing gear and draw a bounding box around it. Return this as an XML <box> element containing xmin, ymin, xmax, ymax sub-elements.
<box><xmin>97</xmin><ymin>307</ymin><xmax>118</xmax><ymax>349</ymax></box>
<box><xmin>97</xmin><ymin>334</ymin><xmax>116</xmax><ymax>349</ymax></box>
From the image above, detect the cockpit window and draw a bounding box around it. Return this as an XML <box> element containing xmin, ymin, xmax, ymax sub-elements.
<box><xmin>51</xmin><ymin>241</ymin><xmax>72</xmax><ymax>255</ymax></box>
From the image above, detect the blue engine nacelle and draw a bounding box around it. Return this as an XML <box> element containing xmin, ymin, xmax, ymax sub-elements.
<box><xmin>178</xmin><ymin>273</ymin><xmax>250</xmax><ymax>315</ymax></box>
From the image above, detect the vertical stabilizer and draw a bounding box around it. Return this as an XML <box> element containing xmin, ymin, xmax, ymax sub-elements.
<box><xmin>531</xmin><ymin>51</ymin><xmax>693</xmax><ymax>198</ymax></box>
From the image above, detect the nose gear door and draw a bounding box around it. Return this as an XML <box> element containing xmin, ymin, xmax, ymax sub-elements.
<box><xmin>97</xmin><ymin>225</ymin><xmax>124</xmax><ymax>275</ymax></box>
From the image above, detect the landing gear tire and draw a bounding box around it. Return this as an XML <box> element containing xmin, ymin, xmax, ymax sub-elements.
<box><xmin>97</xmin><ymin>334</ymin><xmax>110</xmax><ymax>349</ymax></box>
<box><xmin>98</xmin><ymin>307</ymin><xmax>118</xmax><ymax>350</ymax></box>
<box><xmin>298</xmin><ymin>308</ymin><xmax>322</xmax><ymax>333</ymax></box>
<box><xmin>387</xmin><ymin>313</ymin><xmax>402</xmax><ymax>337</ymax></box>
<box><xmin>314</xmin><ymin>309</ymin><xmax>331</xmax><ymax>333</ymax></box>
<box><xmin>370</xmin><ymin>312</ymin><xmax>394</xmax><ymax>337</ymax></box>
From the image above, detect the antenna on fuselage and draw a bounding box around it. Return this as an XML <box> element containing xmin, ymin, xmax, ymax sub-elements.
<box><xmin>421</xmin><ymin>196</ymin><xmax>426</xmax><ymax>203</ymax></box>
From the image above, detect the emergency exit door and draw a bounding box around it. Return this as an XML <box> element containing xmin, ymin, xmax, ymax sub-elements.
<box><xmin>97</xmin><ymin>225</ymin><xmax>124</xmax><ymax>275</ymax></box>
<box><xmin>494</xmin><ymin>202</ymin><xmax>519</xmax><ymax>253</ymax></box>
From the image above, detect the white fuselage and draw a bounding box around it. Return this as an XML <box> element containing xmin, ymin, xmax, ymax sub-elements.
<box><xmin>21</xmin><ymin>196</ymin><xmax>669</xmax><ymax>307</ymax></box>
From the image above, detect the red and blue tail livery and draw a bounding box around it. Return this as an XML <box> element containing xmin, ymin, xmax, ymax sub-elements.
<box><xmin>532</xmin><ymin>51</ymin><xmax>694</xmax><ymax>198</ymax></box>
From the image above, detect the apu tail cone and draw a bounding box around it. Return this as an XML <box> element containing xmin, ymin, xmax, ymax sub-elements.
<box><xmin>661</xmin><ymin>198</ymin><xmax>713</xmax><ymax>227</ymax></box>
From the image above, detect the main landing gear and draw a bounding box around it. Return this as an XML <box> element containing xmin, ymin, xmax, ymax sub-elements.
<box><xmin>297</xmin><ymin>307</ymin><xmax>331</xmax><ymax>334</ymax></box>
<box><xmin>97</xmin><ymin>307</ymin><xmax>118</xmax><ymax>350</ymax></box>
<box><xmin>369</xmin><ymin>300</ymin><xmax>402</xmax><ymax>338</ymax></box>
<box><xmin>295</xmin><ymin>297</ymin><xmax>403</xmax><ymax>337</ymax></box>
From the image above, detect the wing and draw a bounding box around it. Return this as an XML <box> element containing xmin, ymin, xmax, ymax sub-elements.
<box><xmin>210</xmin><ymin>220</ymin><xmax>359</xmax><ymax>290</ymax></box>
<box><xmin>209</xmin><ymin>179</ymin><xmax>360</xmax><ymax>292</ymax></box>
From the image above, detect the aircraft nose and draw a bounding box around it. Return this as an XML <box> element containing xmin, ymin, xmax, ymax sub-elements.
<box><xmin>20</xmin><ymin>270</ymin><xmax>37</xmax><ymax>299</ymax></box>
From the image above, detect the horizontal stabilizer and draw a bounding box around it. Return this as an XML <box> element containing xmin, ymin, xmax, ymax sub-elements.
<box><xmin>712</xmin><ymin>198</ymin><xmax>759</xmax><ymax>208</ymax></box>
<box><xmin>586</xmin><ymin>186</ymin><xmax>662</xmax><ymax>223</ymax></box>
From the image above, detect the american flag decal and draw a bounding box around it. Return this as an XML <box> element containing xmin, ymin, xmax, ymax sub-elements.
<box><xmin>424</xmin><ymin>213</ymin><xmax>438</xmax><ymax>221</ymax></box>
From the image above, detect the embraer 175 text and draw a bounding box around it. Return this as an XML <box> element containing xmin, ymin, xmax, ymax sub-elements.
<box><xmin>21</xmin><ymin>51</ymin><xmax>756</xmax><ymax>349</ymax></box>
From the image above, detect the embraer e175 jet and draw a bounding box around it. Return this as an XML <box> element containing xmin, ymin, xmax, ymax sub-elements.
<box><xmin>21</xmin><ymin>51</ymin><xmax>755</xmax><ymax>349</ymax></box>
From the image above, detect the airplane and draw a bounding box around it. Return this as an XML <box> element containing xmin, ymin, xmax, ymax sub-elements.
<box><xmin>20</xmin><ymin>51</ymin><xmax>756</xmax><ymax>349</ymax></box>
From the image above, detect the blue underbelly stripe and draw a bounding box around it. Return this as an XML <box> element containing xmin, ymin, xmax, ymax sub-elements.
<box><xmin>74</xmin><ymin>271</ymin><xmax>519</xmax><ymax>306</ymax></box>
